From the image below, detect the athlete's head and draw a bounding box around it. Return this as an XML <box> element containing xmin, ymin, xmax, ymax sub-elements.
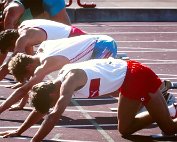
<box><xmin>28</xmin><ymin>81</ymin><xmax>56</xmax><ymax>114</ymax></box>
<box><xmin>8</xmin><ymin>53</ymin><xmax>34</xmax><ymax>82</ymax></box>
<box><xmin>0</xmin><ymin>29</ymin><xmax>19</xmax><ymax>53</ymax></box>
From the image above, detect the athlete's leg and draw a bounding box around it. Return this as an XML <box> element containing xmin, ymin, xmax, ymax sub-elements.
<box><xmin>117</xmin><ymin>94</ymin><xmax>154</xmax><ymax>136</ymax></box>
<box><xmin>49</xmin><ymin>8</ymin><xmax>71</xmax><ymax>26</ymax></box>
<box><xmin>146</xmin><ymin>89</ymin><xmax>177</xmax><ymax>135</ymax></box>
<box><xmin>3</xmin><ymin>1</ymin><xmax>24</xmax><ymax>29</ymax></box>
<box><xmin>117</xmin><ymin>89</ymin><xmax>177</xmax><ymax>136</ymax></box>
<box><xmin>43</xmin><ymin>0</ymin><xmax>71</xmax><ymax>25</ymax></box>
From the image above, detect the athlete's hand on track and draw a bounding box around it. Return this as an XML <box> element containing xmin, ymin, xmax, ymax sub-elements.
<box><xmin>0</xmin><ymin>130</ymin><xmax>20</xmax><ymax>138</ymax></box>
<box><xmin>9</xmin><ymin>103</ymin><xmax>24</xmax><ymax>111</ymax></box>
<box><xmin>4</xmin><ymin>82</ymin><xmax>23</xmax><ymax>89</ymax></box>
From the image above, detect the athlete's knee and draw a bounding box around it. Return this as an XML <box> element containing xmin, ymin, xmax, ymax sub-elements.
<box><xmin>117</xmin><ymin>123</ymin><xmax>133</xmax><ymax>136</ymax></box>
<box><xmin>160</xmin><ymin>124</ymin><xmax>176</xmax><ymax>135</ymax></box>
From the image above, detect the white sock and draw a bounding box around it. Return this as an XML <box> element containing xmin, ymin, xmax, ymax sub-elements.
<box><xmin>168</xmin><ymin>104</ymin><xmax>176</xmax><ymax>117</ymax></box>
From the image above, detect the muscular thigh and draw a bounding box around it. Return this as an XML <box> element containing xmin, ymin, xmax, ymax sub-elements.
<box><xmin>118</xmin><ymin>94</ymin><xmax>142</xmax><ymax>129</ymax></box>
<box><xmin>145</xmin><ymin>89</ymin><xmax>173</xmax><ymax>130</ymax></box>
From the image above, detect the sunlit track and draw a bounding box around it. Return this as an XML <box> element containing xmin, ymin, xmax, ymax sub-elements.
<box><xmin>71</xmin><ymin>99</ymin><xmax>115</xmax><ymax>142</ymax></box>
<box><xmin>133</xmin><ymin>59</ymin><xmax>177</xmax><ymax>62</ymax></box>
<box><xmin>0</xmin><ymin>124</ymin><xmax>118</xmax><ymax>129</ymax></box>
<box><xmin>75</xmin><ymin>24</ymin><xmax>177</xmax><ymax>27</ymax></box>
<box><xmin>51</xmin><ymin>138</ymin><xmax>97</xmax><ymax>142</ymax></box>
<box><xmin>0</xmin><ymin>102</ymin><xmax>118</xmax><ymax>113</ymax></box>
<box><xmin>0</xmin><ymin>136</ymin><xmax>97</xmax><ymax>142</ymax></box>
<box><xmin>157</xmin><ymin>74</ymin><xmax>177</xmax><ymax>77</ymax></box>
<box><xmin>0</xmin><ymin>80</ymin><xmax>16</xmax><ymax>83</ymax></box>
<box><xmin>0</xmin><ymin>22</ymin><xmax>177</xmax><ymax>142</ymax></box>
<box><xmin>91</xmin><ymin>32</ymin><xmax>177</xmax><ymax>34</ymax></box>
<box><xmin>118</xmin><ymin>40</ymin><xmax>177</xmax><ymax>42</ymax></box>
<box><xmin>159</xmin><ymin>78</ymin><xmax>177</xmax><ymax>80</ymax></box>
<box><xmin>118</xmin><ymin>49</ymin><xmax>177</xmax><ymax>53</ymax></box>
<box><xmin>142</xmin><ymin>62</ymin><xmax>177</xmax><ymax>65</ymax></box>
<box><xmin>119</xmin><ymin>47</ymin><xmax>177</xmax><ymax>51</ymax></box>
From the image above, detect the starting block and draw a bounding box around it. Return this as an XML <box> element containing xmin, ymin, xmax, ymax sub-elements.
<box><xmin>110</xmin><ymin>108</ymin><xmax>118</xmax><ymax>112</ymax></box>
<box><xmin>117</xmin><ymin>53</ymin><xmax>130</xmax><ymax>60</ymax></box>
<box><xmin>170</xmin><ymin>82</ymin><xmax>177</xmax><ymax>89</ymax></box>
<box><xmin>151</xmin><ymin>133</ymin><xmax>177</xmax><ymax>140</ymax></box>
<box><xmin>66</xmin><ymin>0</ymin><xmax>96</xmax><ymax>8</ymax></box>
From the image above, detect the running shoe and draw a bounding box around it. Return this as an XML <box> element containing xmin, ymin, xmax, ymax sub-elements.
<box><xmin>164</xmin><ymin>93</ymin><xmax>176</xmax><ymax>106</ymax></box>
<box><xmin>161</xmin><ymin>80</ymin><xmax>172</xmax><ymax>95</ymax></box>
<box><xmin>161</xmin><ymin>80</ymin><xmax>176</xmax><ymax>106</ymax></box>
<box><xmin>171</xmin><ymin>103</ymin><xmax>177</xmax><ymax>119</ymax></box>
<box><xmin>160</xmin><ymin>103</ymin><xmax>177</xmax><ymax>136</ymax></box>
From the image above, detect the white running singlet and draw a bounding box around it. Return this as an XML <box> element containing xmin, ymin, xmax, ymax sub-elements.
<box><xmin>59</xmin><ymin>57</ymin><xmax>128</xmax><ymax>98</ymax></box>
<box><xmin>18</xmin><ymin>19</ymin><xmax>71</xmax><ymax>40</ymax></box>
<box><xmin>37</xmin><ymin>35</ymin><xmax>98</xmax><ymax>63</ymax></box>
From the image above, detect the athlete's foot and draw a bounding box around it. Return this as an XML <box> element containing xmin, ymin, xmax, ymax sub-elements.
<box><xmin>168</xmin><ymin>103</ymin><xmax>177</xmax><ymax>119</ymax></box>
<box><xmin>164</xmin><ymin>93</ymin><xmax>176</xmax><ymax>106</ymax></box>
<box><xmin>9</xmin><ymin>104</ymin><xmax>24</xmax><ymax>111</ymax></box>
<box><xmin>161</xmin><ymin>80</ymin><xmax>172</xmax><ymax>96</ymax></box>
<box><xmin>161</xmin><ymin>105</ymin><xmax>177</xmax><ymax>137</ymax></box>
<box><xmin>161</xmin><ymin>131</ymin><xmax>176</xmax><ymax>137</ymax></box>
<box><xmin>171</xmin><ymin>103</ymin><xmax>177</xmax><ymax>119</ymax></box>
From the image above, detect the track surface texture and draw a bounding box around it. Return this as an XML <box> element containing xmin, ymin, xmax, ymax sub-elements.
<box><xmin>0</xmin><ymin>22</ymin><xmax>177</xmax><ymax>142</ymax></box>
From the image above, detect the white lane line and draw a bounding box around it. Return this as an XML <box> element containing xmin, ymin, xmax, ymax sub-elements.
<box><xmin>133</xmin><ymin>59</ymin><xmax>177</xmax><ymax>62</ymax></box>
<box><xmin>118</xmin><ymin>41</ymin><xmax>177</xmax><ymax>43</ymax></box>
<box><xmin>142</xmin><ymin>61</ymin><xmax>177</xmax><ymax>65</ymax></box>
<box><xmin>0</xmin><ymin>103</ymin><xmax>118</xmax><ymax>113</ymax></box>
<box><xmin>2</xmin><ymin>95</ymin><xmax>176</xmax><ymax>102</ymax></box>
<box><xmin>0</xmin><ymin>136</ymin><xmax>29</xmax><ymax>140</ymax></box>
<box><xmin>0</xmin><ymin>96</ymin><xmax>116</xmax><ymax>102</ymax></box>
<box><xmin>51</xmin><ymin>134</ymin><xmax>96</xmax><ymax>142</ymax></box>
<box><xmin>0</xmin><ymin>136</ymin><xmax>97</xmax><ymax>142</ymax></box>
<box><xmin>0</xmin><ymin>84</ymin><xmax>14</xmax><ymax>87</ymax></box>
<box><xmin>118</xmin><ymin>50</ymin><xmax>177</xmax><ymax>53</ymax></box>
<box><xmin>66</xmin><ymin>109</ymin><xmax>117</xmax><ymax>114</ymax></box>
<box><xmin>51</xmin><ymin>139</ymin><xmax>96</xmax><ymax>142</ymax></box>
<box><xmin>126</xmin><ymin>59</ymin><xmax>177</xmax><ymax>65</ymax></box>
<box><xmin>73</xmin><ymin>98</ymin><xmax>117</xmax><ymax>101</ymax></box>
<box><xmin>159</xmin><ymin>78</ymin><xmax>177</xmax><ymax>80</ymax></box>
<box><xmin>71</xmin><ymin>99</ymin><xmax>115</xmax><ymax>142</ymax></box>
<box><xmin>76</xmin><ymin>24</ymin><xmax>177</xmax><ymax>27</ymax></box>
<box><xmin>92</xmin><ymin>32</ymin><xmax>177</xmax><ymax>34</ymax></box>
<box><xmin>0</xmin><ymin>80</ymin><xmax>16</xmax><ymax>83</ymax></box>
<box><xmin>119</xmin><ymin>47</ymin><xmax>177</xmax><ymax>51</ymax></box>
<box><xmin>0</xmin><ymin>124</ymin><xmax>117</xmax><ymax>129</ymax></box>
<box><xmin>138</xmin><ymin>61</ymin><xmax>177</xmax><ymax>64</ymax></box>
<box><xmin>157</xmin><ymin>74</ymin><xmax>177</xmax><ymax>77</ymax></box>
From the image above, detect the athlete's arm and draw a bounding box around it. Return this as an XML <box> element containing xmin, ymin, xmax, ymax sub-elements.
<box><xmin>49</xmin><ymin>8</ymin><xmax>71</xmax><ymax>26</ymax></box>
<box><xmin>0</xmin><ymin>61</ymin><xmax>55</xmax><ymax>114</ymax></box>
<box><xmin>31</xmin><ymin>70</ymin><xmax>86</xmax><ymax>142</ymax></box>
<box><xmin>3</xmin><ymin>2</ymin><xmax>24</xmax><ymax>29</ymax></box>
<box><xmin>0</xmin><ymin>52</ymin><xmax>9</xmax><ymax>80</ymax></box>
<box><xmin>0</xmin><ymin>32</ymin><xmax>34</xmax><ymax>81</ymax></box>
<box><xmin>0</xmin><ymin>109</ymin><xmax>45</xmax><ymax>138</ymax></box>
<box><xmin>0</xmin><ymin>31</ymin><xmax>35</xmax><ymax>80</ymax></box>
<box><xmin>0</xmin><ymin>28</ymin><xmax>46</xmax><ymax>81</ymax></box>
<box><xmin>9</xmin><ymin>94</ymin><xmax>29</xmax><ymax>111</ymax></box>
<box><xmin>0</xmin><ymin>52</ymin><xmax>7</xmax><ymax>65</ymax></box>
<box><xmin>14</xmin><ymin>28</ymin><xmax>46</xmax><ymax>55</ymax></box>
